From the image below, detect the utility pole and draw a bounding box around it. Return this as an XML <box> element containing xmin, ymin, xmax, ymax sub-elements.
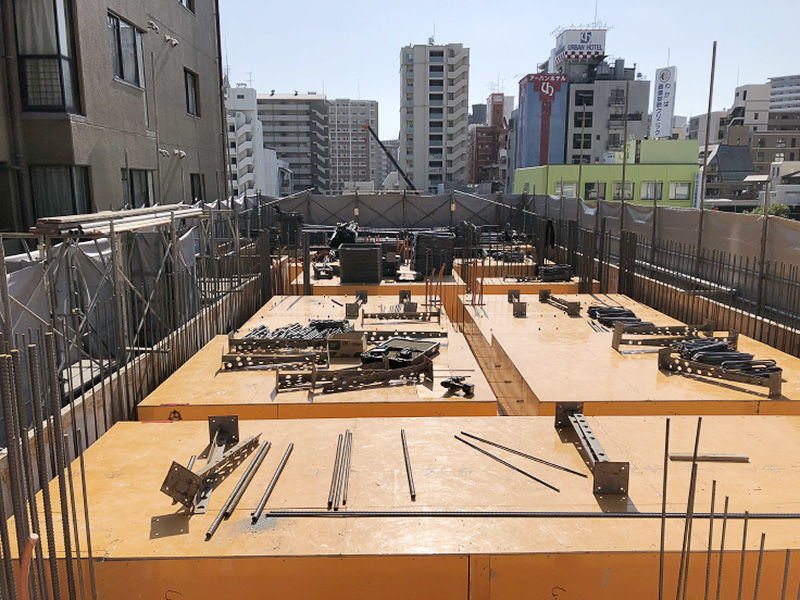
<box><xmin>620</xmin><ymin>79</ymin><xmax>630</xmax><ymax>231</ymax></box>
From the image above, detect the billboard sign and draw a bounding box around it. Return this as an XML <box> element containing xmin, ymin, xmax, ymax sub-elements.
<box><xmin>553</xmin><ymin>29</ymin><xmax>606</xmax><ymax>65</ymax></box>
<box><xmin>517</xmin><ymin>73</ymin><xmax>568</xmax><ymax>168</ymax></box>
<box><xmin>651</xmin><ymin>66</ymin><xmax>677</xmax><ymax>139</ymax></box>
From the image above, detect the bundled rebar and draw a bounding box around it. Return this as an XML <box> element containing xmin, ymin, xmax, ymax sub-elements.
<box><xmin>241</xmin><ymin>320</ymin><xmax>353</xmax><ymax>340</ymax></box>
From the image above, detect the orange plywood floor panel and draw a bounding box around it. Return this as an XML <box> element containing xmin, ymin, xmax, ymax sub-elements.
<box><xmin>138</xmin><ymin>295</ymin><xmax>496</xmax><ymax>421</ymax></box>
<box><xmin>10</xmin><ymin>416</ymin><xmax>800</xmax><ymax>599</ymax></box>
<box><xmin>459</xmin><ymin>293</ymin><xmax>800</xmax><ymax>416</ymax></box>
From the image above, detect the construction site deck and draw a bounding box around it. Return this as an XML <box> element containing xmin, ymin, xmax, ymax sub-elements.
<box><xmin>11</xmin><ymin>415</ymin><xmax>800</xmax><ymax>599</ymax></box>
<box><xmin>138</xmin><ymin>294</ymin><xmax>496</xmax><ymax>421</ymax></box>
<box><xmin>459</xmin><ymin>292</ymin><xmax>800</xmax><ymax>416</ymax></box>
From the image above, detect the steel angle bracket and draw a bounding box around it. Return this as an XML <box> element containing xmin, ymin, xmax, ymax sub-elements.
<box><xmin>555</xmin><ymin>402</ymin><xmax>629</xmax><ymax>497</ymax></box>
<box><xmin>362</xmin><ymin>309</ymin><xmax>441</xmax><ymax>323</ymax></box>
<box><xmin>345</xmin><ymin>290</ymin><xmax>369</xmax><ymax>319</ymax></box>
<box><xmin>538</xmin><ymin>290</ymin><xmax>581</xmax><ymax>317</ymax></box>
<box><xmin>228</xmin><ymin>333</ymin><xmax>326</xmax><ymax>353</ymax></box>
<box><xmin>657</xmin><ymin>347</ymin><xmax>782</xmax><ymax>397</ymax></box>
<box><xmin>512</xmin><ymin>301</ymin><xmax>527</xmax><ymax>318</ymax></box>
<box><xmin>362</xmin><ymin>330</ymin><xmax>448</xmax><ymax>344</ymax></box>
<box><xmin>160</xmin><ymin>433</ymin><xmax>260</xmax><ymax>510</ymax></box>
<box><xmin>610</xmin><ymin>321</ymin><xmax>733</xmax><ymax>352</ymax></box>
<box><xmin>277</xmin><ymin>357</ymin><xmax>434</xmax><ymax>394</ymax></box>
<box><xmin>399</xmin><ymin>289</ymin><xmax>412</xmax><ymax>303</ymax></box>
<box><xmin>507</xmin><ymin>289</ymin><xmax>521</xmax><ymax>303</ymax></box>
<box><xmin>221</xmin><ymin>351</ymin><xmax>327</xmax><ymax>371</ymax></box>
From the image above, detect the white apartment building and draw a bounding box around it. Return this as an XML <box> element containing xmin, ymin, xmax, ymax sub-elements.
<box><xmin>769</xmin><ymin>75</ymin><xmax>800</xmax><ymax>113</ymax></box>
<box><xmin>226</xmin><ymin>86</ymin><xmax>271</xmax><ymax>198</ymax></box>
<box><xmin>256</xmin><ymin>93</ymin><xmax>330</xmax><ymax>193</ymax></box>
<box><xmin>730</xmin><ymin>84</ymin><xmax>770</xmax><ymax>132</ymax></box>
<box><xmin>329</xmin><ymin>99</ymin><xmax>381</xmax><ymax>193</ymax></box>
<box><xmin>688</xmin><ymin>110</ymin><xmax>729</xmax><ymax>147</ymax></box>
<box><xmin>399</xmin><ymin>43</ymin><xmax>470</xmax><ymax>193</ymax></box>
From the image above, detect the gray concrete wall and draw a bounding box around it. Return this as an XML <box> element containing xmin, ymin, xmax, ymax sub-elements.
<box><xmin>16</xmin><ymin>0</ymin><xmax>224</xmax><ymax>220</ymax></box>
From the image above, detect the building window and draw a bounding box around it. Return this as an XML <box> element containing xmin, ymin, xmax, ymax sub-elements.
<box><xmin>30</xmin><ymin>166</ymin><xmax>90</xmax><ymax>219</ymax></box>
<box><xmin>754</xmin><ymin>112</ymin><xmax>759</xmax><ymax>120</ymax></box>
<box><xmin>584</xmin><ymin>182</ymin><xmax>606</xmax><ymax>201</ymax></box>
<box><xmin>122</xmin><ymin>169</ymin><xmax>154</xmax><ymax>208</ymax></box>
<box><xmin>572</xmin><ymin>133</ymin><xmax>592</xmax><ymax>150</ymax></box>
<box><xmin>554</xmin><ymin>182</ymin><xmax>578</xmax><ymax>198</ymax></box>
<box><xmin>229</xmin><ymin>142</ymin><xmax>236</xmax><ymax>149</ymax></box>
<box><xmin>574</xmin><ymin>111</ymin><xmax>593</xmax><ymax>128</ymax></box>
<box><xmin>776</xmin><ymin>138</ymin><xmax>787</xmax><ymax>148</ymax></box>
<box><xmin>641</xmin><ymin>182</ymin><xmax>663</xmax><ymax>201</ymax></box>
<box><xmin>228</xmin><ymin>124</ymin><xmax>235</xmax><ymax>133</ymax></box>
<box><xmin>179</xmin><ymin>0</ymin><xmax>195</xmax><ymax>11</ymax></box>
<box><xmin>669</xmin><ymin>182</ymin><xmax>691</xmax><ymax>201</ymax></box>
<box><xmin>775</xmin><ymin>152</ymin><xmax>785</xmax><ymax>162</ymax></box>
<box><xmin>757</xmin><ymin>138</ymin><xmax>766</xmax><ymax>148</ymax></box>
<box><xmin>612</xmin><ymin>182</ymin><xmax>634</xmax><ymax>201</ymax></box>
<box><xmin>190</xmin><ymin>173</ymin><xmax>205</xmax><ymax>201</ymax></box>
<box><xmin>570</xmin><ymin>155</ymin><xmax>590</xmax><ymax>164</ymax></box>
<box><xmin>185</xmin><ymin>69</ymin><xmax>200</xmax><ymax>116</ymax></box>
<box><xmin>108</xmin><ymin>14</ymin><xmax>144</xmax><ymax>87</ymax></box>
<box><xmin>16</xmin><ymin>0</ymin><xmax>81</xmax><ymax>112</ymax></box>
<box><xmin>575</xmin><ymin>90</ymin><xmax>594</xmax><ymax>106</ymax></box>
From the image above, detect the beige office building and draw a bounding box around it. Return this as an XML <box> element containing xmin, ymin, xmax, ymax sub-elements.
<box><xmin>399</xmin><ymin>43</ymin><xmax>469</xmax><ymax>193</ymax></box>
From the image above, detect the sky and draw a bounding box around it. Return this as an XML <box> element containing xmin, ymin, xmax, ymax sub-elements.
<box><xmin>220</xmin><ymin>0</ymin><xmax>798</xmax><ymax>140</ymax></box>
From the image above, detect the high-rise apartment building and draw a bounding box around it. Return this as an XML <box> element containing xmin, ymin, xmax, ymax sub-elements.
<box><xmin>769</xmin><ymin>75</ymin><xmax>800</xmax><ymax>113</ymax></box>
<box><xmin>399</xmin><ymin>43</ymin><xmax>470</xmax><ymax>193</ymax></box>
<box><xmin>0</xmin><ymin>0</ymin><xmax>226</xmax><ymax>231</ymax></box>
<box><xmin>256</xmin><ymin>93</ymin><xmax>329</xmax><ymax>193</ymax></box>
<box><xmin>378</xmin><ymin>139</ymin><xmax>400</xmax><ymax>187</ymax></box>
<box><xmin>227</xmin><ymin>85</ymin><xmax>287</xmax><ymax>198</ymax></box>
<box><xmin>329</xmin><ymin>99</ymin><xmax>380</xmax><ymax>193</ymax></box>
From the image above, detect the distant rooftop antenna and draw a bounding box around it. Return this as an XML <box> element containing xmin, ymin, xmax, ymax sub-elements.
<box><xmin>429</xmin><ymin>22</ymin><xmax>435</xmax><ymax>45</ymax></box>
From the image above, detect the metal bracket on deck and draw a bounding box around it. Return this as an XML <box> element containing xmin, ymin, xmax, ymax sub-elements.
<box><xmin>345</xmin><ymin>290</ymin><xmax>369</xmax><ymax>319</ymax></box>
<box><xmin>221</xmin><ymin>351</ymin><xmax>328</xmax><ymax>371</ymax></box>
<box><xmin>555</xmin><ymin>403</ymin><xmax>629</xmax><ymax>497</ymax></box>
<box><xmin>507</xmin><ymin>290</ymin><xmax>520</xmax><ymax>303</ymax></box>
<box><xmin>539</xmin><ymin>290</ymin><xmax>581</xmax><ymax>316</ymax></box>
<box><xmin>399</xmin><ymin>289</ymin><xmax>412</xmax><ymax>303</ymax></box>
<box><xmin>610</xmin><ymin>321</ymin><xmax>732</xmax><ymax>352</ymax></box>
<box><xmin>277</xmin><ymin>357</ymin><xmax>434</xmax><ymax>394</ymax></box>
<box><xmin>361</xmin><ymin>308</ymin><xmax>441</xmax><ymax>324</ymax></box>
<box><xmin>512</xmin><ymin>301</ymin><xmax>527</xmax><ymax>318</ymax></box>
<box><xmin>228</xmin><ymin>333</ymin><xmax>327</xmax><ymax>353</ymax></box>
<box><xmin>657</xmin><ymin>347</ymin><xmax>782</xmax><ymax>397</ymax></box>
<box><xmin>160</xmin><ymin>415</ymin><xmax>260</xmax><ymax>512</ymax></box>
<box><xmin>363</xmin><ymin>330</ymin><xmax>448</xmax><ymax>344</ymax></box>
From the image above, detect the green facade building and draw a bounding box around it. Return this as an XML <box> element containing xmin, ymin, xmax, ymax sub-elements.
<box><xmin>512</xmin><ymin>139</ymin><xmax>701</xmax><ymax>207</ymax></box>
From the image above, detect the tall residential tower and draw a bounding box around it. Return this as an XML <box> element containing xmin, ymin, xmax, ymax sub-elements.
<box><xmin>399</xmin><ymin>43</ymin><xmax>470</xmax><ymax>193</ymax></box>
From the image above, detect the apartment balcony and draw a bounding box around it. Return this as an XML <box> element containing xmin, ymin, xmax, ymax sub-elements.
<box><xmin>430</xmin><ymin>55</ymin><xmax>444</xmax><ymax>63</ymax></box>
<box><xmin>429</xmin><ymin>167</ymin><xmax>443</xmax><ymax>175</ymax></box>
<box><xmin>429</xmin><ymin>85</ymin><xmax>444</xmax><ymax>92</ymax></box>
<box><xmin>237</xmin><ymin>140</ymin><xmax>253</xmax><ymax>154</ymax></box>
<box><xmin>429</xmin><ymin>125</ymin><xmax>443</xmax><ymax>133</ymax></box>
<box><xmin>429</xmin><ymin>139</ymin><xmax>443</xmax><ymax>147</ymax></box>
<box><xmin>608</xmin><ymin>119</ymin><xmax>625</xmax><ymax>128</ymax></box>
<box><xmin>429</xmin><ymin>99</ymin><xmax>443</xmax><ymax>106</ymax></box>
<box><xmin>608</xmin><ymin>97</ymin><xmax>626</xmax><ymax>106</ymax></box>
<box><xmin>448</xmin><ymin>63</ymin><xmax>469</xmax><ymax>79</ymax></box>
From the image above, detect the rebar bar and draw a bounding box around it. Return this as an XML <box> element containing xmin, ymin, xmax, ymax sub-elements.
<box><xmin>455</xmin><ymin>434</ymin><xmax>559</xmax><ymax>493</ymax></box>
<box><xmin>252</xmin><ymin>443</ymin><xmax>294</xmax><ymax>522</ymax></box>
<box><xmin>459</xmin><ymin>431</ymin><xmax>586</xmax><ymax>478</ymax></box>
<box><xmin>402</xmin><ymin>429</ymin><xmax>416</xmax><ymax>501</ymax></box>
<box><xmin>327</xmin><ymin>434</ymin><xmax>344</xmax><ymax>510</ymax></box>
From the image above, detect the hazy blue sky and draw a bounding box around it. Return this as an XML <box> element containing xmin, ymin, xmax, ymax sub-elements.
<box><xmin>220</xmin><ymin>0</ymin><xmax>798</xmax><ymax>140</ymax></box>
